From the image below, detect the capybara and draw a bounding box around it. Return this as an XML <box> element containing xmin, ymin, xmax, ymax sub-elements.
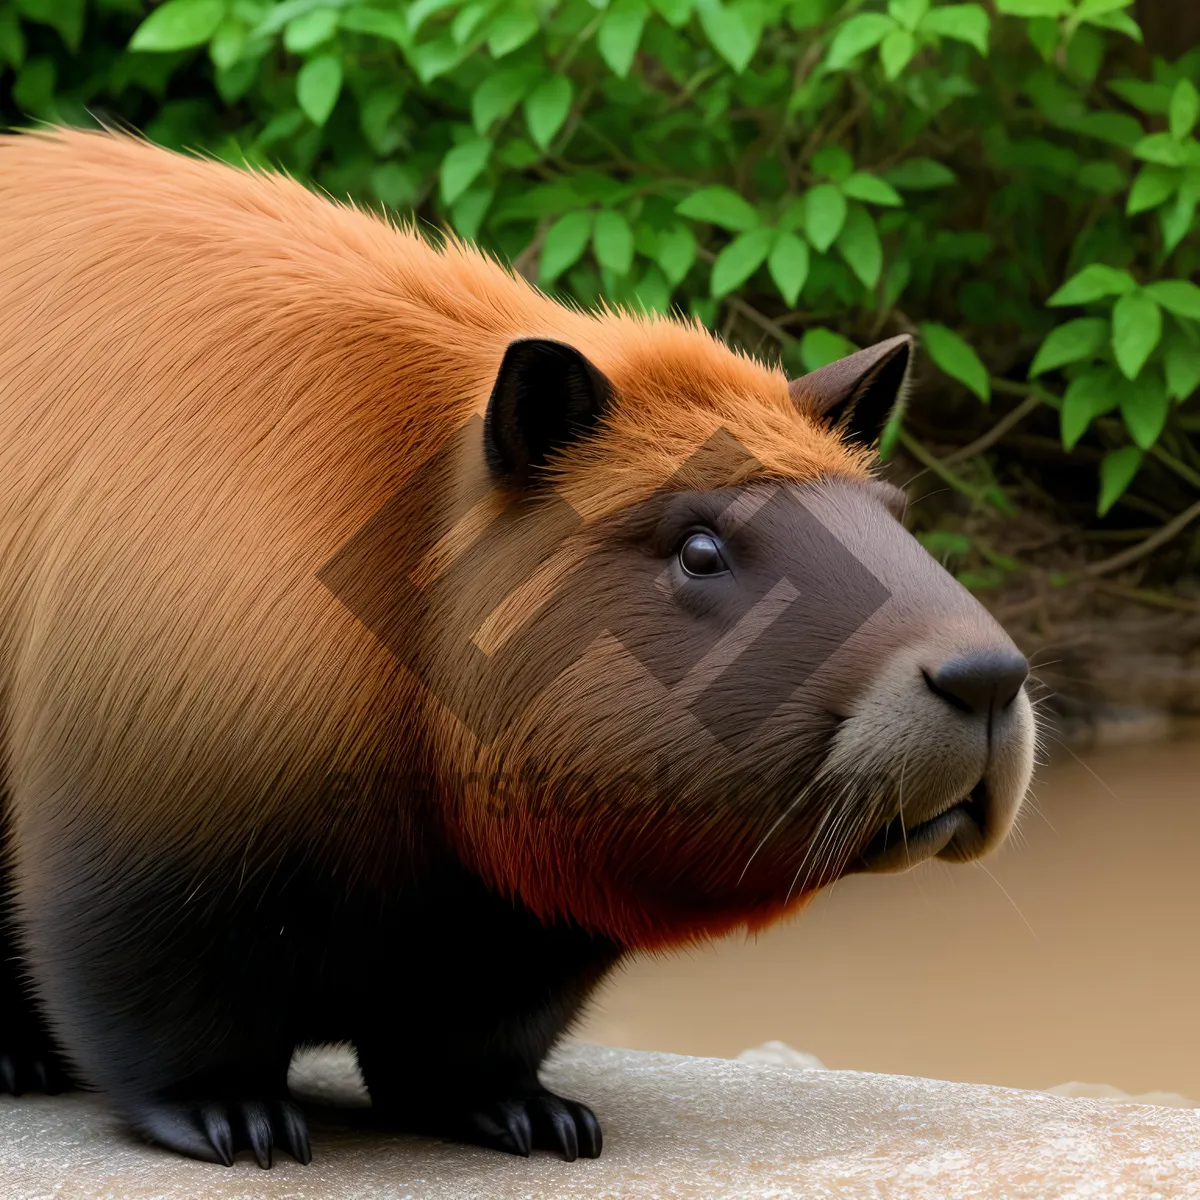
<box><xmin>0</xmin><ymin>129</ymin><xmax>1034</xmax><ymax>1167</ymax></box>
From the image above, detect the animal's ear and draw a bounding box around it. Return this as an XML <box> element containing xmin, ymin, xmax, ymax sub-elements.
<box><xmin>787</xmin><ymin>334</ymin><xmax>913</xmax><ymax>447</ymax></box>
<box><xmin>484</xmin><ymin>338</ymin><xmax>615</xmax><ymax>484</ymax></box>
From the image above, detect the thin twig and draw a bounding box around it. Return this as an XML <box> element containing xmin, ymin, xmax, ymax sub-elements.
<box><xmin>1092</xmin><ymin>582</ymin><xmax>1200</xmax><ymax>614</ymax></box>
<box><xmin>1083</xmin><ymin>498</ymin><xmax>1200</xmax><ymax>577</ymax></box>
<box><xmin>940</xmin><ymin>393</ymin><xmax>1043</xmax><ymax>466</ymax></box>
<box><xmin>725</xmin><ymin>295</ymin><xmax>795</xmax><ymax>345</ymax></box>
<box><xmin>897</xmin><ymin>430</ymin><xmax>981</xmax><ymax>498</ymax></box>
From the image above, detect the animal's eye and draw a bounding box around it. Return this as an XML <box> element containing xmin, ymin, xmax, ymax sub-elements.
<box><xmin>678</xmin><ymin>531</ymin><xmax>729</xmax><ymax>577</ymax></box>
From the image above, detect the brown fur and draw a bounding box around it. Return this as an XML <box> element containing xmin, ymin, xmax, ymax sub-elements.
<box><xmin>0</xmin><ymin>128</ymin><xmax>872</xmax><ymax>948</ymax></box>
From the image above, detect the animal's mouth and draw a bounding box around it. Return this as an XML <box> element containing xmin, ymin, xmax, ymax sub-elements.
<box><xmin>851</xmin><ymin>779</ymin><xmax>990</xmax><ymax>874</ymax></box>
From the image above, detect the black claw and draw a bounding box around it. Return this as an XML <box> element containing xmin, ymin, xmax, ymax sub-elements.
<box><xmin>276</xmin><ymin>1100</ymin><xmax>312</xmax><ymax>1166</ymax></box>
<box><xmin>200</xmin><ymin>1104</ymin><xmax>235</xmax><ymax>1167</ymax></box>
<box><xmin>129</xmin><ymin>1096</ymin><xmax>312</xmax><ymax>1168</ymax></box>
<box><xmin>509</xmin><ymin>1105</ymin><xmax>533</xmax><ymax>1157</ymax></box>
<box><xmin>530</xmin><ymin>1096</ymin><xmax>578</xmax><ymax>1162</ymax></box>
<box><xmin>0</xmin><ymin>1054</ymin><xmax>19</xmax><ymax>1096</ymax></box>
<box><xmin>570</xmin><ymin>1102</ymin><xmax>602</xmax><ymax>1158</ymax></box>
<box><xmin>131</xmin><ymin>1101</ymin><xmax>231</xmax><ymax>1166</ymax></box>
<box><xmin>243</xmin><ymin>1101</ymin><xmax>274</xmax><ymax>1169</ymax></box>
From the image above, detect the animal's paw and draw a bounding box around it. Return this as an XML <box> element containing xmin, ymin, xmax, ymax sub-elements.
<box><xmin>128</xmin><ymin>1095</ymin><xmax>312</xmax><ymax>1168</ymax></box>
<box><xmin>425</xmin><ymin>1086</ymin><xmax>602</xmax><ymax>1161</ymax></box>
<box><xmin>0</xmin><ymin>1048</ymin><xmax>73</xmax><ymax>1096</ymax></box>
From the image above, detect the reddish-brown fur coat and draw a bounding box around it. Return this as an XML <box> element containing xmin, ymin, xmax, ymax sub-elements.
<box><xmin>0</xmin><ymin>129</ymin><xmax>871</xmax><ymax>950</ymax></box>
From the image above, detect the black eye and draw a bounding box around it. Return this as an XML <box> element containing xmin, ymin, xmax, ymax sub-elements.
<box><xmin>679</xmin><ymin>531</ymin><xmax>729</xmax><ymax>577</ymax></box>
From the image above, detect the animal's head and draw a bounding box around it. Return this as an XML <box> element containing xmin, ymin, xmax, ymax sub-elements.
<box><xmin>392</xmin><ymin>319</ymin><xmax>1035</xmax><ymax>949</ymax></box>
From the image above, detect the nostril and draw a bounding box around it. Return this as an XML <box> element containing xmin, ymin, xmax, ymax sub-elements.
<box><xmin>923</xmin><ymin>649</ymin><xmax>1029</xmax><ymax>715</ymax></box>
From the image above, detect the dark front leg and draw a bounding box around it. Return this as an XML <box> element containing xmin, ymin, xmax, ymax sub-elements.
<box><xmin>0</xmin><ymin>910</ymin><xmax>74</xmax><ymax>1096</ymax></box>
<box><xmin>356</xmin><ymin>1020</ymin><xmax>603</xmax><ymax>1161</ymax></box>
<box><xmin>353</xmin><ymin>907</ymin><xmax>619</xmax><ymax>1162</ymax></box>
<box><xmin>15</xmin><ymin>833</ymin><xmax>313</xmax><ymax>1168</ymax></box>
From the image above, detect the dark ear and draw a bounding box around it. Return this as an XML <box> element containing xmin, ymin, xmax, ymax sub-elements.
<box><xmin>787</xmin><ymin>334</ymin><xmax>913</xmax><ymax>447</ymax></box>
<box><xmin>483</xmin><ymin>338</ymin><xmax>615</xmax><ymax>484</ymax></box>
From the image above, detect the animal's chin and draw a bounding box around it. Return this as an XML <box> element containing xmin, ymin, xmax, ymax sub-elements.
<box><xmin>847</xmin><ymin>778</ymin><xmax>991</xmax><ymax>874</ymax></box>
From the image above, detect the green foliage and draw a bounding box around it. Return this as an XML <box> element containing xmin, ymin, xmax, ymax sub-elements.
<box><xmin>0</xmin><ymin>0</ymin><xmax>1197</xmax><ymax>527</ymax></box>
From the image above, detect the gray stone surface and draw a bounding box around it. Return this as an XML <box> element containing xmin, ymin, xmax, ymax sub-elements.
<box><xmin>2</xmin><ymin>1043</ymin><xmax>1199</xmax><ymax>1198</ymax></box>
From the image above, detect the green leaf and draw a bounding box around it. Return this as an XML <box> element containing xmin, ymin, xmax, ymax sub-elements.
<box><xmin>882</xmin><ymin>158</ymin><xmax>956</xmax><ymax>189</ymax></box>
<box><xmin>887</xmin><ymin>0</ymin><xmax>928</xmax><ymax>28</ymax></box>
<box><xmin>17</xmin><ymin>0</ymin><xmax>84</xmax><ymax>52</ymax></box>
<box><xmin>338</xmin><ymin>6</ymin><xmax>409</xmax><ymax>46</ymax></box>
<box><xmin>1143</xmin><ymin>280</ymin><xmax>1200</xmax><ymax>321</ymax></box>
<box><xmin>1082</xmin><ymin>8</ymin><xmax>1140</xmax><ymax>40</ymax></box>
<box><xmin>840</xmin><ymin>173</ymin><xmax>903</xmax><ymax>207</ymax></box>
<box><xmin>408</xmin><ymin>35</ymin><xmax>465</xmax><ymax>84</ymax></box>
<box><xmin>598</xmin><ymin>0</ymin><xmax>648</xmax><ymax>77</ymax></box>
<box><xmin>711</xmin><ymin>227</ymin><xmax>774</xmax><ymax>296</ymax></box>
<box><xmin>1117</xmin><ymin>370</ymin><xmax>1169</xmax><ymax>450</ymax></box>
<box><xmin>675</xmin><ymin>186</ymin><xmax>760</xmax><ymax>232</ymax></box>
<box><xmin>1165</xmin><ymin>336</ymin><xmax>1200</xmax><ymax>401</ymax></box>
<box><xmin>370</xmin><ymin>161</ymin><xmax>422</xmax><ymax>208</ymax></box>
<box><xmin>0</xmin><ymin>10</ymin><xmax>25</xmax><ymax>67</ymax></box>
<box><xmin>1133</xmin><ymin>133</ymin><xmax>1187</xmax><ymax>167</ymax></box>
<box><xmin>440</xmin><ymin>136</ymin><xmax>492</xmax><ymax>205</ymax></box>
<box><xmin>995</xmin><ymin>0</ymin><xmax>1070</xmax><ymax>14</ymax></box>
<box><xmin>825</xmin><ymin>12</ymin><xmax>896</xmax><ymax>69</ymax></box>
<box><xmin>880</xmin><ymin>28</ymin><xmax>915</xmax><ymax>79</ymax></box>
<box><xmin>810</xmin><ymin>146</ymin><xmax>853</xmax><ymax>182</ymax></box>
<box><xmin>918</xmin><ymin>4</ymin><xmax>990</xmax><ymax>55</ymax></box>
<box><xmin>1078</xmin><ymin>161</ymin><xmax>1125</xmax><ymax>195</ymax></box>
<box><xmin>540</xmin><ymin>211</ymin><xmax>595</xmax><ymax>284</ymax></box>
<box><xmin>209</xmin><ymin>18</ymin><xmax>247</xmax><ymax>70</ymax></box>
<box><xmin>1107</xmin><ymin>78</ymin><xmax>1172</xmax><ymax>115</ymax></box>
<box><xmin>452</xmin><ymin>2</ymin><xmax>493</xmax><ymax>44</ymax></box>
<box><xmin>1111</xmin><ymin>291</ymin><xmax>1162</xmax><ymax>380</ymax></box>
<box><xmin>487</xmin><ymin>7</ymin><xmax>539</xmax><ymax>56</ymax></box>
<box><xmin>1029</xmin><ymin>317</ymin><xmax>1109</xmax><ymax>376</ymax></box>
<box><xmin>696</xmin><ymin>0</ymin><xmax>764</xmax><ymax>74</ymax></box>
<box><xmin>920</xmin><ymin>321</ymin><xmax>990</xmax><ymax>402</ymax></box>
<box><xmin>804</xmin><ymin>184</ymin><xmax>847</xmax><ymax>253</ymax></box>
<box><xmin>1046</xmin><ymin>264</ymin><xmax>1137</xmax><ymax>306</ymax></box>
<box><xmin>651</xmin><ymin>0</ymin><xmax>694</xmax><ymax>27</ymax></box>
<box><xmin>836</xmin><ymin>204</ymin><xmax>882</xmax><ymax>290</ymax></box>
<box><xmin>1160</xmin><ymin>178</ymin><xmax>1200</xmax><ymax>255</ymax></box>
<box><xmin>472</xmin><ymin>67</ymin><xmax>536</xmax><ymax>134</ymax></box>
<box><xmin>130</xmin><ymin>0</ymin><xmax>225</xmax><ymax>51</ymax></box>
<box><xmin>450</xmin><ymin>184</ymin><xmax>494</xmax><ymax>242</ymax></box>
<box><xmin>768</xmin><ymin>232</ymin><xmax>810</xmax><ymax>306</ymax></box>
<box><xmin>284</xmin><ymin>9</ymin><xmax>339</xmax><ymax>53</ymax></box>
<box><xmin>655</xmin><ymin>224</ymin><xmax>697</xmax><ymax>287</ymax></box>
<box><xmin>1169</xmin><ymin>79</ymin><xmax>1200</xmax><ymax>141</ymax></box>
<box><xmin>1126</xmin><ymin>165</ymin><xmax>1180</xmax><ymax>215</ymax></box>
<box><xmin>1097</xmin><ymin>445</ymin><xmax>1142</xmax><ymax>515</ymax></box>
<box><xmin>1060</xmin><ymin>367</ymin><xmax>1118</xmax><ymax>449</ymax></box>
<box><xmin>632</xmin><ymin>263</ymin><xmax>673</xmax><ymax>315</ymax></box>
<box><xmin>800</xmin><ymin>327</ymin><xmax>858</xmax><ymax>372</ymax></box>
<box><xmin>1072</xmin><ymin>112</ymin><xmax>1143</xmax><ymax>148</ymax></box>
<box><xmin>296</xmin><ymin>54</ymin><xmax>343</xmax><ymax>127</ymax></box>
<box><xmin>524</xmin><ymin>76</ymin><xmax>573</xmax><ymax>150</ymax></box>
<box><xmin>593</xmin><ymin>210</ymin><xmax>636</xmax><ymax>275</ymax></box>
<box><xmin>408</xmin><ymin>0</ymin><xmax>457</xmax><ymax>35</ymax></box>
<box><xmin>881</xmin><ymin>255</ymin><xmax>912</xmax><ymax>310</ymax></box>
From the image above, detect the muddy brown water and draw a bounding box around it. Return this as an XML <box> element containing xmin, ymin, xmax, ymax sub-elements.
<box><xmin>576</xmin><ymin>736</ymin><xmax>1200</xmax><ymax>1100</ymax></box>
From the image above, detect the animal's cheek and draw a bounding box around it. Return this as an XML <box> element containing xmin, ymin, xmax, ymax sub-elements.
<box><xmin>823</xmin><ymin>639</ymin><xmax>1036</xmax><ymax>866</ymax></box>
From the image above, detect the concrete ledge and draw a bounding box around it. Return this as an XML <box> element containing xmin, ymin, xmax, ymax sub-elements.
<box><xmin>3</xmin><ymin>1043</ymin><xmax>1199</xmax><ymax>1198</ymax></box>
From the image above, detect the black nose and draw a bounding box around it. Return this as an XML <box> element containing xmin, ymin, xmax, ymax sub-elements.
<box><xmin>924</xmin><ymin>649</ymin><xmax>1028</xmax><ymax>715</ymax></box>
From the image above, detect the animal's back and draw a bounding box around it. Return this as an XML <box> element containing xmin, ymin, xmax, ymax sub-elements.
<box><xmin>0</xmin><ymin>129</ymin><xmax>569</xmax><ymax>852</ymax></box>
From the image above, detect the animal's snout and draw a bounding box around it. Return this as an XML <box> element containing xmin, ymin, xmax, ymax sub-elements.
<box><xmin>922</xmin><ymin>648</ymin><xmax>1029</xmax><ymax>716</ymax></box>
